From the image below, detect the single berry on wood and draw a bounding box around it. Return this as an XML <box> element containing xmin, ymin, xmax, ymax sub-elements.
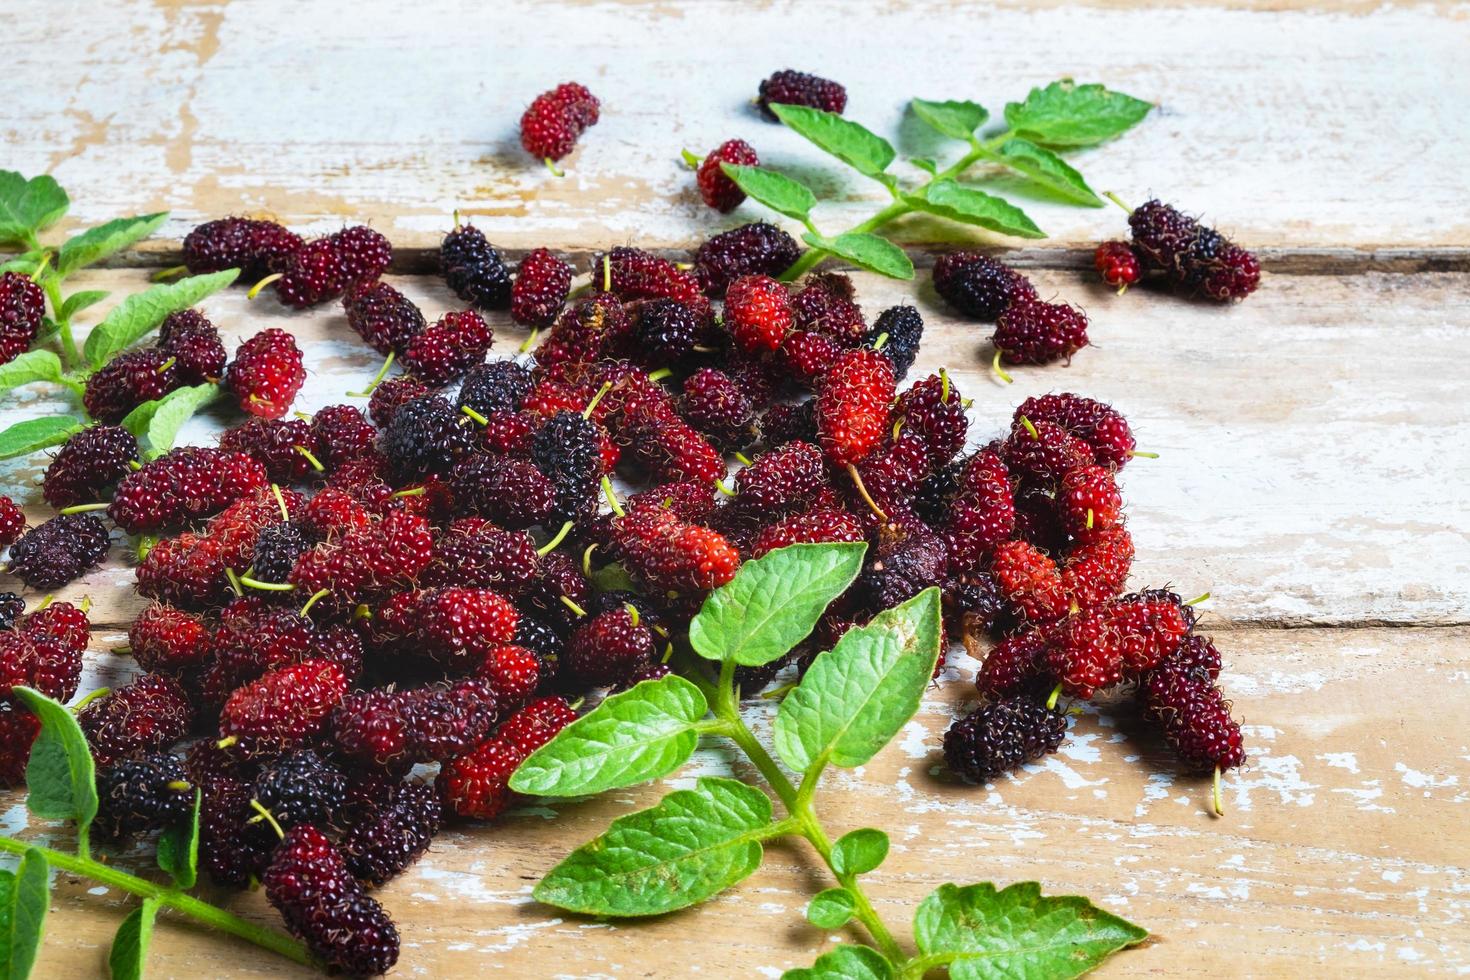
<box><xmin>227</xmin><ymin>327</ymin><xmax>306</xmax><ymax>419</ymax></box>
<box><xmin>695</xmin><ymin>139</ymin><xmax>759</xmax><ymax>212</ymax></box>
<box><xmin>757</xmin><ymin>69</ymin><xmax>847</xmax><ymax>118</ymax></box>
<box><xmin>5</xmin><ymin>513</ymin><xmax>110</xmax><ymax>589</ymax></box>
<box><xmin>441</xmin><ymin>222</ymin><xmax>511</xmax><ymax>310</ymax></box>
<box><xmin>694</xmin><ymin>222</ymin><xmax>801</xmax><ymax>297</ymax></box>
<box><xmin>943</xmin><ymin>696</ymin><xmax>1067</xmax><ymax>783</ymax></box>
<box><xmin>511</xmin><ymin>247</ymin><xmax>573</xmax><ymax>327</ymax></box>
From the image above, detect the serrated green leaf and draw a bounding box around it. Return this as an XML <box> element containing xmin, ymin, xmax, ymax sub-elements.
<box><xmin>807</xmin><ymin>888</ymin><xmax>856</xmax><ymax>929</ymax></box>
<box><xmin>56</xmin><ymin>213</ymin><xmax>168</xmax><ymax>277</ymax></box>
<box><xmin>0</xmin><ymin>171</ymin><xmax>69</xmax><ymax>247</ymax></box>
<box><xmin>906</xmin><ymin>180</ymin><xmax>1046</xmax><ymax>239</ymax></box>
<box><xmin>511</xmin><ymin>675</ymin><xmax>707</xmax><ymax>797</ymax></box>
<box><xmin>0</xmin><ymin>417</ymin><xmax>85</xmax><ymax>460</ymax></box>
<box><xmin>773</xmin><ymin>588</ymin><xmax>942</xmax><ymax>773</ymax></box>
<box><xmin>534</xmin><ymin>777</ymin><xmax>773</xmax><ymax>916</ymax></box>
<box><xmin>911</xmin><ymin>98</ymin><xmax>989</xmax><ymax>141</ymax></box>
<box><xmin>783</xmin><ymin>944</ymin><xmax>895</xmax><ymax>980</ymax></box>
<box><xmin>140</xmin><ymin>382</ymin><xmax>219</xmax><ymax>456</ymax></box>
<box><xmin>59</xmin><ymin>289</ymin><xmax>110</xmax><ymax>321</ymax></box>
<box><xmin>157</xmin><ymin>790</ymin><xmax>201</xmax><ymax>889</ymax></box>
<box><xmin>1004</xmin><ymin>80</ymin><xmax>1152</xmax><ymax>148</ymax></box>
<box><xmin>83</xmin><ymin>269</ymin><xmax>236</xmax><ymax>369</ymax></box>
<box><xmin>914</xmin><ymin>882</ymin><xmax>1148</xmax><ymax>979</ymax></box>
<box><xmin>0</xmin><ymin>849</ymin><xmax>50</xmax><ymax>980</ymax></box>
<box><xmin>992</xmin><ymin>138</ymin><xmax>1102</xmax><ymax>206</ymax></box>
<box><xmin>15</xmin><ymin>687</ymin><xmax>98</xmax><ymax>834</ymax></box>
<box><xmin>771</xmin><ymin>105</ymin><xmax>896</xmax><ymax>180</ymax></box>
<box><xmin>831</xmin><ymin>828</ymin><xmax>889</xmax><ymax>876</ymax></box>
<box><xmin>720</xmin><ymin>164</ymin><xmax>817</xmax><ymax>223</ymax></box>
<box><xmin>689</xmin><ymin>542</ymin><xmax>866</xmax><ymax>667</ymax></box>
<box><xmin>0</xmin><ymin>349</ymin><xmax>63</xmax><ymax>396</ymax></box>
<box><xmin>107</xmin><ymin>898</ymin><xmax>159</xmax><ymax>980</ymax></box>
<box><xmin>802</xmin><ymin>232</ymin><xmax>914</xmax><ymax>280</ymax></box>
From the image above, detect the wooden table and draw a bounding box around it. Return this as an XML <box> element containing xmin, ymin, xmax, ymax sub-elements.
<box><xmin>3</xmin><ymin>1</ymin><xmax>1467</xmax><ymax>975</ymax></box>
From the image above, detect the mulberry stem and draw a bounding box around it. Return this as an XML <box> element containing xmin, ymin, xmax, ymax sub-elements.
<box><xmin>0</xmin><ymin>836</ymin><xmax>317</xmax><ymax>968</ymax></box>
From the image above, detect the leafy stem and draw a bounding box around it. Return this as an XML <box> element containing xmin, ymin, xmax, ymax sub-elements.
<box><xmin>778</xmin><ymin>132</ymin><xmax>1008</xmax><ymax>283</ymax></box>
<box><xmin>0</xmin><ymin>836</ymin><xmax>317</xmax><ymax>967</ymax></box>
<box><xmin>37</xmin><ymin>271</ymin><xmax>79</xmax><ymax>370</ymax></box>
<box><xmin>712</xmin><ymin>654</ymin><xmax>905</xmax><ymax>963</ymax></box>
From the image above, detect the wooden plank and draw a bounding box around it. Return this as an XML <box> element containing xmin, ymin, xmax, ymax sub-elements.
<box><xmin>3</xmin><ymin>268</ymin><xmax>1465</xmax><ymax>628</ymax></box>
<box><xmin>9</xmin><ymin>625</ymin><xmax>1469</xmax><ymax>976</ymax></box>
<box><xmin>8</xmin><ymin>1</ymin><xmax>1470</xmax><ymax>260</ymax></box>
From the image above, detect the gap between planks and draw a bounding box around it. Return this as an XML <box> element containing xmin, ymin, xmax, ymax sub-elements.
<box><xmin>61</xmin><ymin>244</ymin><xmax>1470</xmax><ymax>277</ymax></box>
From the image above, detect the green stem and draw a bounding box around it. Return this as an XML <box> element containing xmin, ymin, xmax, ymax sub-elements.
<box><xmin>777</xmin><ymin>132</ymin><xmax>1008</xmax><ymax>283</ymax></box>
<box><xmin>40</xmin><ymin>275</ymin><xmax>79</xmax><ymax>371</ymax></box>
<box><xmin>797</xmin><ymin>808</ymin><xmax>905</xmax><ymax>963</ymax></box>
<box><xmin>0</xmin><ymin>837</ymin><xmax>317</xmax><ymax>968</ymax></box>
<box><xmin>711</xmin><ymin>661</ymin><xmax>905</xmax><ymax>963</ymax></box>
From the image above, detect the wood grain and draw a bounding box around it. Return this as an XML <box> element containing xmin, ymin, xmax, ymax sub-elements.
<box><xmin>8</xmin><ymin>1</ymin><xmax>1470</xmax><ymax>262</ymax></box>
<box><xmin>9</xmin><ymin>626</ymin><xmax>1468</xmax><ymax>977</ymax></box>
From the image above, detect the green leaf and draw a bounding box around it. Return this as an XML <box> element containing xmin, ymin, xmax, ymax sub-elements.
<box><xmin>157</xmin><ymin>790</ymin><xmax>201</xmax><ymax>888</ymax></box>
<box><xmin>831</xmin><ymin>828</ymin><xmax>889</xmax><ymax>877</ymax></box>
<box><xmin>993</xmin><ymin>138</ymin><xmax>1102</xmax><ymax>206</ymax></box>
<box><xmin>107</xmin><ymin>898</ymin><xmax>160</xmax><ymax>980</ymax></box>
<box><xmin>783</xmin><ymin>945</ymin><xmax>895</xmax><ymax>980</ymax></box>
<box><xmin>59</xmin><ymin>290</ymin><xmax>110</xmax><ymax>322</ymax></box>
<box><xmin>56</xmin><ymin>213</ymin><xmax>168</xmax><ymax>277</ymax></box>
<box><xmin>0</xmin><ymin>848</ymin><xmax>50</xmax><ymax>980</ymax></box>
<box><xmin>1004</xmin><ymin>80</ymin><xmax>1153</xmax><ymax>149</ymax></box>
<box><xmin>586</xmin><ymin>561</ymin><xmax>637</xmax><ymax>594</ymax></box>
<box><xmin>913</xmin><ymin>882</ymin><xmax>1148</xmax><ymax>979</ymax></box>
<box><xmin>0</xmin><ymin>171</ymin><xmax>69</xmax><ymax>246</ymax></box>
<box><xmin>910</xmin><ymin>158</ymin><xmax>939</xmax><ymax>176</ymax></box>
<box><xmin>511</xmin><ymin>675</ymin><xmax>707</xmax><ymax>797</ymax></box>
<box><xmin>0</xmin><ymin>417</ymin><xmax>85</xmax><ymax>460</ymax></box>
<box><xmin>770</xmin><ymin>105</ymin><xmax>896</xmax><ymax>180</ymax></box>
<box><xmin>534</xmin><ymin>777</ymin><xmax>773</xmax><ymax>917</ymax></box>
<box><xmin>0</xmin><ymin>252</ymin><xmax>45</xmax><ymax>276</ymax></box>
<box><xmin>802</xmin><ymin>232</ymin><xmax>914</xmax><ymax>281</ymax></box>
<box><xmin>0</xmin><ymin>350</ymin><xmax>63</xmax><ymax>396</ymax></box>
<box><xmin>773</xmin><ymin>588</ymin><xmax>942</xmax><ymax>772</ymax></box>
<box><xmin>140</xmin><ymin>383</ymin><xmax>219</xmax><ymax>456</ymax></box>
<box><xmin>906</xmin><ymin>180</ymin><xmax>1045</xmax><ymax>239</ymax></box>
<box><xmin>911</xmin><ymin>98</ymin><xmax>989</xmax><ymax>141</ymax></box>
<box><xmin>720</xmin><ymin>164</ymin><xmax>817</xmax><ymax>222</ymax></box>
<box><xmin>15</xmin><ymin>686</ymin><xmax>98</xmax><ymax>832</ymax></box>
<box><xmin>83</xmin><ymin>269</ymin><xmax>237</xmax><ymax>369</ymax></box>
<box><xmin>689</xmin><ymin>542</ymin><xmax>866</xmax><ymax>667</ymax></box>
<box><xmin>807</xmin><ymin>888</ymin><xmax>856</xmax><ymax>929</ymax></box>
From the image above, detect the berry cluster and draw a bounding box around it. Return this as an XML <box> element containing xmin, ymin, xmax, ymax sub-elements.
<box><xmin>931</xmin><ymin>252</ymin><xmax>1089</xmax><ymax>372</ymax></box>
<box><xmin>1098</xmin><ymin>199</ymin><xmax>1261</xmax><ymax>301</ymax></box>
<box><xmin>184</xmin><ymin>219</ymin><xmax>392</xmax><ymax>310</ymax></box>
<box><xmin>84</xmin><ymin>309</ymin><xmax>228</xmax><ymax>423</ymax></box>
<box><xmin>0</xmin><ymin>600</ymin><xmax>90</xmax><ymax>781</ymax></box>
<box><xmin>0</xmin><ymin>271</ymin><xmax>44</xmax><ymax>367</ymax></box>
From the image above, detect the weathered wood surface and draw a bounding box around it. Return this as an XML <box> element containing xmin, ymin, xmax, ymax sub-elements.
<box><xmin>8</xmin><ymin>1</ymin><xmax>1470</xmax><ymax>264</ymax></box>
<box><xmin>4</xmin><ymin>0</ymin><xmax>1470</xmax><ymax>975</ymax></box>
<box><xmin>15</xmin><ymin>626</ymin><xmax>1470</xmax><ymax>977</ymax></box>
